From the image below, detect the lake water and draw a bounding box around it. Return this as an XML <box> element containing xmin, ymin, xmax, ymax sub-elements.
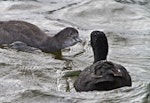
<box><xmin>0</xmin><ymin>0</ymin><xmax>150</xmax><ymax>103</ymax></box>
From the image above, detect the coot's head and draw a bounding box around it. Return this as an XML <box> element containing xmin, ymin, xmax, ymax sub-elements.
<box><xmin>55</xmin><ymin>27</ymin><xmax>82</xmax><ymax>48</ymax></box>
<box><xmin>90</xmin><ymin>31</ymin><xmax>108</xmax><ymax>63</ymax></box>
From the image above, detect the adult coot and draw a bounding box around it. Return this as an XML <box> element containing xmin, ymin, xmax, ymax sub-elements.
<box><xmin>74</xmin><ymin>31</ymin><xmax>131</xmax><ymax>92</ymax></box>
<box><xmin>0</xmin><ymin>20</ymin><xmax>81</xmax><ymax>52</ymax></box>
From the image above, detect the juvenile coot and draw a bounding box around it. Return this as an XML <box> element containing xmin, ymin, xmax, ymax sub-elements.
<box><xmin>0</xmin><ymin>20</ymin><xmax>81</xmax><ymax>52</ymax></box>
<box><xmin>74</xmin><ymin>31</ymin><xmax>131</xmax><ymax>92</ymax></box>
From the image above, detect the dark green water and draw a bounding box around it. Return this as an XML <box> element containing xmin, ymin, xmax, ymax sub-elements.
<box><xmin>0</xmin><ymin>0</ymin><xmax>150</xmax><ymax>103</ymax></box>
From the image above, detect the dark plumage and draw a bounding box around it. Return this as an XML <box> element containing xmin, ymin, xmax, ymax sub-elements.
<box><xmin>74</xmin><ymin>31</ymin><xmax>131</xmax><ymax>92</ymax></box>
<box><xmin>0</xmin><ymin>20</ymin><xmax>81</xmax><ymax>52</ymax></box>
<box><xmin>91</xmin><ymin>31</ymin><xmax>108</xmax><ymax>63</ymax></box>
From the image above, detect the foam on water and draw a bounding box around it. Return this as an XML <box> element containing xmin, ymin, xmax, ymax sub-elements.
<box><xmin>0</xmin><ymin>0</ymin><xmax>150</xmax><ymax>103</ymax></box>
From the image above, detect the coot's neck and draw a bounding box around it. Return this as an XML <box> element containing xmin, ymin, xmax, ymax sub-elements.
<box><xmin>92</xmin><ymin>39</ymin><xmax>108</xmax><ymax>63</ymax></box>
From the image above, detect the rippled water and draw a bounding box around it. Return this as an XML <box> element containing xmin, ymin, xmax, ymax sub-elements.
<box><xmin>0</xmin><ymin>0</ymin><xmax>150</xmax><ymax>103</ymax></box>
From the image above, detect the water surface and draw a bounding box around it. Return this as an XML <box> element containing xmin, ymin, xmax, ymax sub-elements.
<box><xmin>0</xmin><ymin>0</ymin><xmax>150</xmax><ymax>103</ymax></box>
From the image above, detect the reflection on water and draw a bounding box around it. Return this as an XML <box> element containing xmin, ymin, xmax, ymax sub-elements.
<box><xmin>0</xmin><ymin>0</ymin><xmax>150</xmax><ymax>103</ymax></box>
